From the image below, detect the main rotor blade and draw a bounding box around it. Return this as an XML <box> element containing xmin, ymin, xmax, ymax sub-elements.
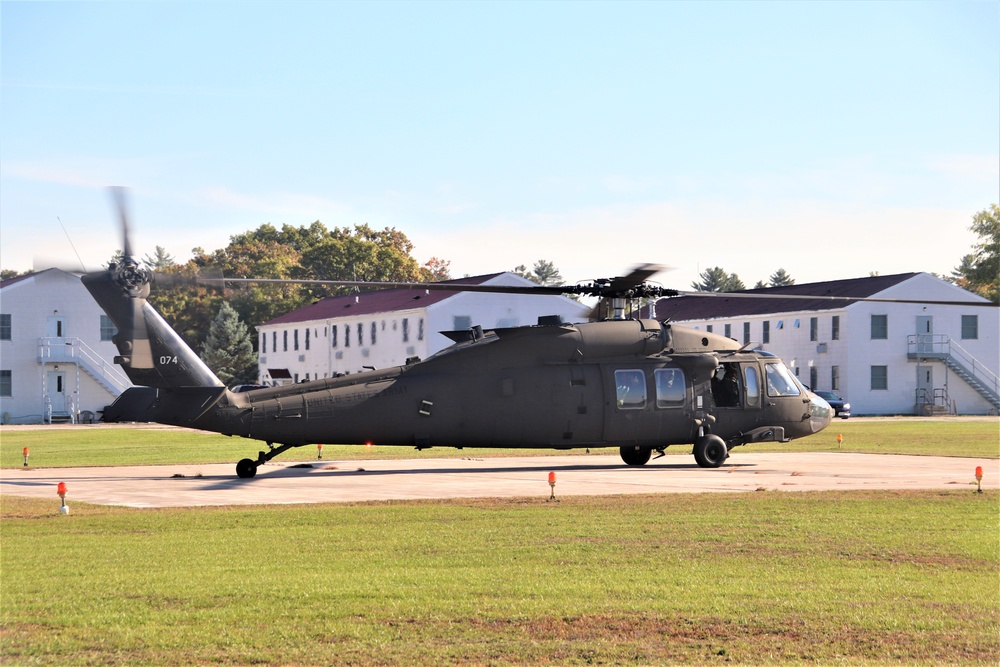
<box><xmin>109</xmin><ymin>186</ymin><xmax>134</xmax><ymax>258</ymax></box>
<box><xmin>218</xmin><ymin>278</ymin><xmax>572</xmax><ymax>296</ymax></box>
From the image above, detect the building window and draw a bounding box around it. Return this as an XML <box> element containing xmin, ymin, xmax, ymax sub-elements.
<box><xmin>294</xmin><ymin>329</ymin><xmax>299</xmax><ymax>351</ymax></box>
<box><xmin>283</xmin><ymin>330</ymin><xmax>288</xmax><ymax>352</ymax></box>
<box><xmin>272</xmin><ymin>331</ymin><xmax>277</xmax><ymax>354</ymax></box>
<box><xmin>809</xmin><ymin>317</ymin><xmax>818</xmax><ymax>342</ymax></box>
<box><xmin>870</xmin><ymin>314</ymin><xmax>888</xmax><ymax>340</ymax></box>
<box><xmin>332</xmin><ymin>325</ymin><xmax>338</xmax><ymax>348</ymax></box>
<box><xmin>100</xmin><ymin>315</ymin><xmax>117</xmax><ymax>342</ymax></box>
<box><xmin>762</xmin><ymin>321</ymin><xmax>770</xmax><ymax>344</ymax></box>
<box><xmin>809</xmin><ymin>366</ymin><xmax>818</xmax><ymax>391</ymax></box>
<box><xmin>961</xmin><ymin>315</ymin><xmax>978</xmax><ymax>340</ymax></box>
<box><xmin>345</xmin><ymin>325</ymin><xmax>351</xmax><ymax>347</ymax></box>
<box><xmin>305</xmin><ymin>328</ymin><xmax>310</xmax><ymax>351</ymax></box>
<box><xmin>724</xmin><ymin>323</ymin><xmax>732</xmax><ymax>339</ymax></box>
<box><xmin>0</xmin><ymin>370</ymin><xmax>10</xmax><ymax>396</ymax></box>
<box><xmin>706</xmin><ymin>324</ymin><xmax>713</xmax><ymax>333</ymax></box>
<box><xmin>357</xmin><ymin>323</ymin><xmax>364</xmax><ymax>346</ymax></box>
<box><xmin>418</xmin><ymin>318</ymin><xmax>424</xmax><ymax>341</ymax></box>
<box><xmin>742</xmin><ymin>322</ymin><xmax>750</xmax><ymax>345</ymax></box>
<box><xmin>831</xmin><ymin>316</ymin><xmax>840</xmax><ymax>341</ymax></box>
<box><xmin>403</xmin><ymin>318</ymin><xmax>410</xmax><ymax>343</ymax></box>
<box><xmin>871</xmin><ymin>365</ymin><xmax>888</xmax><ymax>390</ymax></box>
<box><xmin>0</xmin><ymin>314</ymin><xmax>10</xmax><ymax>341</ymax></box>
<box><xmin>370</xmin><ymin>322</ymin><xmax>377</xmax><ymax>345</ymax></box>
<box><xmin>262</xmin><ymin>332</ymin><xmax>267</xmax><ymax>354</ymax></box>
<box><xmin>831</xmin><ymin>365</ymin><xmax>840</xmax><ymax>391</ymax></box>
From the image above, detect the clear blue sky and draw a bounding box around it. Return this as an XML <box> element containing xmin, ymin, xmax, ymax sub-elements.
<box><xmin>2</xmin><ymin>1</ymin><xmax>997</xmax><ymax>291</ymax></box>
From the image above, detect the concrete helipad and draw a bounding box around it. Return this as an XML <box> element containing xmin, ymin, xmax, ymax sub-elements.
<box><xmin>2</xmin><ymin>452</ymin><xmax>996</xmax><ymax>508</ymax></box>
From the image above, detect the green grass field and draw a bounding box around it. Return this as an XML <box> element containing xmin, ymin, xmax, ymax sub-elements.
<box><xmin>1</xmin><ymin>418</ymin><xmax>998</xmax><ymax>469</ymax></box>
<box><xmin>2</xmin><ymin>490</ymin><xmax>997</xmax><ymax>666</ymax></box>
<box><xmin>2</xmin><ymin>419</ymin><xmax>998</xmax><ymax>665</ymax></box>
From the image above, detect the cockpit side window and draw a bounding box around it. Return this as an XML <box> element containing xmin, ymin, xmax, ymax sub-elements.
<box><xmin>615</xmin><ymin>369</ymin><xmax>647</xmax><ymax>409</ymax></box>
<box><xmin>744</xmin><ymin>365</ymin><xmax>760</xmax><ymax>407</ymax></box>
<box><xmin>654</xmin><ymin>368</ymin><xmax>685</xmax><ymax>408</ymax></box>
<box><xmin>765</xmin><ymin>362</ymin><xmax>802</xmax><ymax>397</ymax></box>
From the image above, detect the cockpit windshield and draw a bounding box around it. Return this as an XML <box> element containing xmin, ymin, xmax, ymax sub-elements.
<box><xmin>765</xmin><ymin>362</ymin><xmax>801</xmax><ymax>397</ymax></box>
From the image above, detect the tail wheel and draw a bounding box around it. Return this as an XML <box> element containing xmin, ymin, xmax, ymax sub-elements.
<box><xmin>236</xmin><ymin>458</ymin><xmax>258</xmax><ymax>479</ymax></box>
<box><xmin>620</xmin><ymin>445</ymin><xmax>652</xmax><ymax>466</ymax></box>
<box><xmin>693</xmin><ymin>435</ymin><xmax>728</xmax><ymax>468</ymax></box>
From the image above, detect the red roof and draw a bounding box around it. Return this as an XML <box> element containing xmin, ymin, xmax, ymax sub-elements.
<box><xmin>261</xmin><ymin>273</ymin><xmax>506</xmax><ymax>326</ymax></box>
<box><xmin>647</xmin><ymin>273</ymin><xmax>920</xmax><ymax>320</ymax></box>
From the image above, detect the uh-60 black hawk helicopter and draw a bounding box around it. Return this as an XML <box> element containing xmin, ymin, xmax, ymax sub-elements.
<box><xmin>83</xmin><ymin>190</ymin><xmax>995</xmax><ymax>478</ymax></box>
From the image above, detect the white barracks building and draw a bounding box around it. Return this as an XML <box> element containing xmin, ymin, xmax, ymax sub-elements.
<box><xmin>647</xmin><ymin>273</ymin><xmax>998</xmax><ymax>416</ymax></box>
<box><xmin>256</xmin><ymin>272</ymin><xmax>591</xmax><ymax>385</ymax></box>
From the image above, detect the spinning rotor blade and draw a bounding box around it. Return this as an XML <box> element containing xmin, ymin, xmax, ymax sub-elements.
<box><xmin>110</xmin><ymin>186</ymin><xmax>135</xmax><ymax>259</ymax></box>
<box><xmin>673</xmin><ymin>289</ymin><xmax>998</xmax><ymax>308</ymax></box>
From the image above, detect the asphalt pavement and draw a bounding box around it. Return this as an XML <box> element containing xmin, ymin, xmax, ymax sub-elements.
<box><xmin>2</xmin><ymin>452</ymin><xmax>996</xmax><ymax>508</ymax></box>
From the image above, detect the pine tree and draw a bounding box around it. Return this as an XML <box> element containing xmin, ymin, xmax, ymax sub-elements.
<box><xmin>691</xmin><ymin>267</ymin><xmax>745</xmax><ymax>292</ymax></box>
<box><xmin>201</xmin><ymin>301</ymin><xmax>258</xmax><ymax>386</ymax></box>
<box><xmin>768</xmin><ymin>268</ymin><xmax>795</xmax><ymax>287</ymax></box>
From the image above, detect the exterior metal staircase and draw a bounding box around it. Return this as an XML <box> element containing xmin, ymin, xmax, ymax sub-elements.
<box><xmin>38</xmin><ymin>337</ymin><xmax>131</xmax><ymax>397</ymax></box>
<box><xmin>907</xmin><ymin>335</ymin><xmax>1000</xmax><ymax>412</ymax></box>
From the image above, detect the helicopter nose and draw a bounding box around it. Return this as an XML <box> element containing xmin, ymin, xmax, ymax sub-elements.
<box><xmin>807</xmin><ymin>391</ymin><xmax>834</xmax><ymax>434</ymax></box>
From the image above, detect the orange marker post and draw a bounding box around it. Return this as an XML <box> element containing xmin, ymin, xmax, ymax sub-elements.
<box><xmin>22</xmin><ymin>447</ymin><xmax>29</xmax><ymax>467</ymax></box>
<box><xmin>975</xmin><ymin>466</ymin><xmax>983</xmax><ymax>494</ymax></box>
<box><xmin>57</xmin><ymin>482</ymin><xmax>69</xmax><ymax>514</ymax></box>
<box><xmin>547</xmin><ymin>471</ymin><xmax>557</xmax><ymax>501</ymax></box>
<box><xmin>317</xmin><ymin>443</ymin><xmax>323</xmax><ymax>460</ymax></box>
<box><xmin>836</xmin><ymin>433</ymin><xmax>843</xmax><ymax>449</ymax></box>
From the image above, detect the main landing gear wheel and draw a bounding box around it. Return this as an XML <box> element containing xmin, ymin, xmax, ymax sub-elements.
<box><xmin>693</xmin><ymin>435</ymin><xmax>728</xmax><ymax>468</ymax></box>
<box><xmin>620</xmin><ymin>445</ymin><xmax>652</xmax><ymax>466</ymax></box>
<box><xmin>236</xmin><ymin>458</ymin><xmax>258</xmax><ymax>479</ymax></box>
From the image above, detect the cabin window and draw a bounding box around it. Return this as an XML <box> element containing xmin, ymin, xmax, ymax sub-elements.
<box><xmin>765</xmin><ymin>363</ymin><xmax>801</xmax><ymax>397</ymax></box>
<box><xmin>654</xmin><ymin>368</ymin><xmax>685</xmax><ymax>407</ymax></box>
<box><xmin>614</xmin><ymin>369</ymin><xmax>646</xmax><ymax>409</ymax></box>
<box><xmin>744</xmin><ymin>366</ymin><xmax>760</xmax><ymax>407</ymax></box>
<box><xmin>961</xmin><ymin>315</ymin><xmax>978</xmax><ymax>340</ymax></box>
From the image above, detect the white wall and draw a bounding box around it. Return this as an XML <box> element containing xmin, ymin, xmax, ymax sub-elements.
<box><xmin>0</xmin><ymin>270</ymin><xmax>128</xmax><ymax>423</ymax></box>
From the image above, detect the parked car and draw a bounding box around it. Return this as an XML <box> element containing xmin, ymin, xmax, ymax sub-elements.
<box><xmin>814</xmin><ymin>390</ymin><xmax>851</xmax><ymax>419</ymax></box>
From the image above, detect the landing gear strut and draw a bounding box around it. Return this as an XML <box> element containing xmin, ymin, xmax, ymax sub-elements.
<box><xmin>235</xmin><ymin>441</ymin><xmax>299</xmax><ymax>478</ymax></box>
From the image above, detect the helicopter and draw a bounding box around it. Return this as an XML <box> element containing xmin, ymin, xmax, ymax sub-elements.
<box><xmin>82</xmin><ymin>190</ymin><xmax>997</xmax><ymax>478</ymax></box>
